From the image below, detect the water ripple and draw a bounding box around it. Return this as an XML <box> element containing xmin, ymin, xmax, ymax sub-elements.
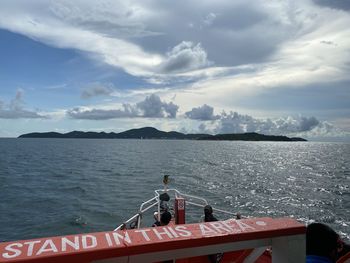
<box><xmin>0</xmin><ymin>139</ymin><xmax>349</xmax><ymax>242</ymax></box>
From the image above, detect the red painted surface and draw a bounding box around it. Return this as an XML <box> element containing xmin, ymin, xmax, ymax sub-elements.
<box><xmin>337</xmin><ymin>252</ymin><xmax>350</xmax><ymax>263</ymax></box>
<box><xmin>0</xmin><ymin>217</ymin><xmax>305</xmax><ymax>263</ymax></box>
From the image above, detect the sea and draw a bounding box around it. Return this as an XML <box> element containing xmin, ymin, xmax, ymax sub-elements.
<box><xmin>0</xmin><ymin>138</ymin><xmax>349</xmax><ymax>242</ymax></box>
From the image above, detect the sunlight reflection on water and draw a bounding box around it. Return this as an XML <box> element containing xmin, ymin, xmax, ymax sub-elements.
<box><xmin>0</xmin><ymin>139</ymin><xmax>349</xmax><ymax>242</ymax></box>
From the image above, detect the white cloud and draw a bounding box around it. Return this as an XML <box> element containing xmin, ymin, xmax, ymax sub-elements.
<box><xmin>0</xmin><ymin>1</ymin><xmax>161</xmax><ymax>77</ymax></box>
<box><xmin>158</xmin><ymin>41</ymin><xmax>210</xmax><ymax>73</ymax></box>
<box><xmin>0</xmin><ymin>90</ymin><xmax>47</xmax><ymax>119</ymax></box>
<box><xmin>0</xmin><ymin>0</ymin><xmax>349</xmax><ymax>89</ymax></box>
<box><xmin>0</xmin><ymin>0</ymin><xmax>349</xmax><ymax>138</ymax></box>
<box><xmin>67</xmin><ymin>94</ymin><xmax>179</xmax><ymax>120</ymax></box>
<box><xmin>0</xmin><ymin>1</ymin><xmax>213</xmax><ymax>81</ymax></box>
<box><xmin>195</xmin><ymin>110</ymin><xmax>335</xmax><ymax>137</ymax></box>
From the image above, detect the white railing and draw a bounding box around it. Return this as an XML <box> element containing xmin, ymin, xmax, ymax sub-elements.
<box><xmin>114</xmin><ymin>188</ymin><xmax>242</xmax><ymax>230</ymax></box>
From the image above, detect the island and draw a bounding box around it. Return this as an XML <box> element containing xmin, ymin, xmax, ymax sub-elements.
<box><xmin>18</xmin><ymin>127</ymin><xmax>307</xmax><ymax>141</ymax></box>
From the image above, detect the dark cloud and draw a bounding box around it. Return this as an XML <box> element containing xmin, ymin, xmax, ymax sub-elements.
<box><xmin>299</xmin><ymin>116</ymin><xmax>320</xmax><ymax>131</ymax></box>
<box><xmin>162</xmin><ymin>101</ymin><xmax>179</xmax><ymax>118</ymax></box>
<box><xmin>211</xmin><ymin>4</ymin><xmax>265</xmax><ymax>31</ymax></box>
<box><xmin>67</xmin><ymin>107</ymin><xmax>135</xmax><ymax>120</ymax></box>
<box><xmin>203</xmin><ymin>27</ymin><xmax>286</xmax><ymax>67</ymax></box>
<box><xmin>136</xmin><ymin>94</ymin><xmax>178</xmax><ymax>118</ymax></box>
<box><xmin>0</xmin><ymin>90</ymin><xmax>47</xmax><ymax>119</ymax></box>
<box><xmin>50</xmin><ymin>1</ymin><xmax>161</xmax><ymax>39</ymax></box>
<box><xmin>320</xmin><ymin>40</ymin><xmax>336</xmax><ymax>46</ymax></box>
<box><xmin>135</xmin><ymin>2</ymin><xmax>287</xmax><ymax>67</ymax></box>
<box><xmin>217</xmin><ymin>111</ymin><xmax>253</xmax><ymax>133</ymax></box>
<box><xmin>158</xmin><ymin>42</ymin><xmax>209</xmax><ymax>73</ymax></box>
<box><xmin>0</xmin><ymin>109</ymin><xmax>47</xmax><ymax>119</ymax></box>
<box><xmin>185</xmin><ymin>104</ymin><xmax>219</xmax><ymax>120</ymax></box>
<box><xmin>313</xmin><ymin>0</ymin><xmax>350</xmax><ymax>11</ymax></box>
<box><xmin>136</xmin><ymin>94</ymin><xmax>164</xmax><ymax>118</ymax></box>
<box><xmin>68</xmin><ymin>94</ymin><xmax>179</xmax><ymax>120</ymax></box>
<box><xmin>81</xmin><ymin>83</ymin><xmax>114</xmax><ymax>99</ymax></box>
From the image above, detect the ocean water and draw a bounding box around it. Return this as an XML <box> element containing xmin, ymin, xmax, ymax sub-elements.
<box><xmin>0</xmin><ymin>138</ymin><xmax>349</xmax><ymax>242</ymax></box>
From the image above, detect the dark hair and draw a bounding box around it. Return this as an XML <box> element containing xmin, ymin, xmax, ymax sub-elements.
<box><xmin>160</xmin><ymin>211</ymin><xmax>172</xmax><ymax>225</ymax></box>
<box><xmin>204</xmin><ymin>205</ymin><xmax>218</xmax><ymax>222</ymax></box>
<box><xmin>306</xmin><ymin>223</ymin><xmax>339</xmax><ymax>259</ymax></box>
<box><xmin>204</xmin><ymin>205</ymin><xmax>213</xmax><ymax>215</ymax></box>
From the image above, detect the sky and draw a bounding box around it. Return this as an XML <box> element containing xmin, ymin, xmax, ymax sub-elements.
<box><xmin>0</xmin><ymin>0</ymin><xmax>349</xmax><ymax>140</ymax></box>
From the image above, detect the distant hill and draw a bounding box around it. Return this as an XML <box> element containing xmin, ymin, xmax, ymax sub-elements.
<box><xmin>116</xmin><ymin>127</ymin><xmax>186</xmax><ymax>139</ymax></box>
<box><xmin>18</xmin><ymin>127</ymin><xmax>209</xmax><ymax>140</ymax></box>
<box><xmin>198</xmin><ymin>132</ymin><xmax>307</xmax><ymax>142</ymax></box>
<box><xmin>18</xmin><ymin>127</ymin><xmax>307</xmax><ymax>141</ymax></box>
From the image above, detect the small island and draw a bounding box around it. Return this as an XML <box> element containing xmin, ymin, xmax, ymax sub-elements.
<box><xmin>18</xmin><ymin>127</ymin><xmax>307</xmax><ymax>142</ymax></box>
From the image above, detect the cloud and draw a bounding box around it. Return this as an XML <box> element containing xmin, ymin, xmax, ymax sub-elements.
<box><xmin>0</xmin><ymin>0</ymin><xmax>349</xmax><ymax>138</ymax></box>
<box><xmin>81</xmin><ymin>83</ymin><xmax>114</xmax><ymax>99</ymax></box>
<box><xmin>313</xmin><ymin>0</ymin><xmax>350</xmax><ymax>11</ymax></box>
<box><xmin>135</xmin><ymin>1</ymin><xmax>283</xmax><ymax>67</ymax></box>
<box><xmin>0</xmin><ymin>90</ymin><xmax>47</xmax><ymax>119</ymax></box>
<box><xmin>0</xmin><ymin>1</ymin><xmax>163</xmax><ymax>78</ymax></box>
<box><xmin>320</xmin><ymin>40</ymin><xmax>336</xmax><ymax>46</ymax></box>
<box><xmin>0</xmin><ymin>0</ymin><xmax>348</xmax><ymax>92</ymax></box>
<box><xmin>136</xmin><ymin>94</ymin><xmax>178</xmax><ymax>118</ymax></box>
<box><xmin>158</xmin><ymin>41</ymin><xmax>210</xmax><ymax>73</ymax></box>
<box><xmin>185</xmin><ymin>104</ymin><xmax>219</xmax><ymax>120</ymax></box>
<box><xmin>299</xmin><ymin>116</ymin><xmax>320</xmax><ymax>131</ymax></box>
<box><xmin>216</xmin><ymin>111</ymin><xmax>253</xmax><ymax>134</ymax></box>
<box><xmin>49</xmin><ymin>1</ymin><xmax>161</xmax><ymax>39</ymax></box>
<box><xmin>0</xmin><ymin>0</ymin><xmax>310</xmax><ymax>81</ymax></box>
<box><xmin>67</xmin><ymin>106</ymin><xmax>135</xmax><ymax>120</ymax></box>
<box><xmin>196</xmin><ymin>110</ymin><xmax>334</xmax><ymax>137</ymax></box>
<box><xmin>0</xmin><ymin>2</ymin><xmax>213</xmax><ymax>81</ymax></box>
<box><xmin>67</xmin><ymin>94</ymin><xmax>178</xmax><ymax>120</ymax></box>
<box><xmin>162</xmin><ymin>102</ymin><xmax>179</xmax><ymax>118</ymax></box>
<box><xmin>203</xmin><ymin>13</ymin><xmax>217</xmax><ymax>26</ymax></box>
<box><xmin>0</xmin><ymin>109</ymin><xmax>46</xmax><ymax>119</ymax></box>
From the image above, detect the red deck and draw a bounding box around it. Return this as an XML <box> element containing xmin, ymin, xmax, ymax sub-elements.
<box><xmin>0</xmin><ymin>217</ymin><xmax>306</xmax><ymax>263</ymax></box>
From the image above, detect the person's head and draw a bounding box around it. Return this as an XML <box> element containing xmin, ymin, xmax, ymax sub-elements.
<box><xmin>204</xmin><ymin>205</ymin><xmax>213</xmax><ymax>216</ymax></box>
<box><xmin>306</xmin><ymin>223</ymin><xmax>339</xmax><ymax>261</ymax></box>
<box><xmin>160</xmin><ymin>211</ymin><xmax>172</xmax><ymax>225</ymax></box>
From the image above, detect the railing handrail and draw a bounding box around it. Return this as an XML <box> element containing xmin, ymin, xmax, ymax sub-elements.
<box><xmin>115</xmin><ymin>188</ymin><xmax>241</xmax><ymax>230</ymax></box>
